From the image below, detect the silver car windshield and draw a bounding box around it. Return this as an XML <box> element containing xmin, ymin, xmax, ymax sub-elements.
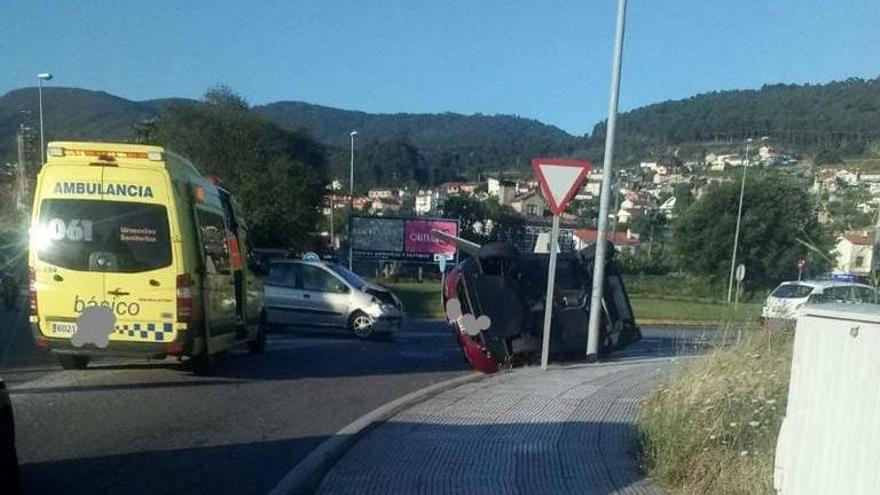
<box><xmin>327</xmin><ymin>263</ymin><xmax>368</xmax><ymax>290</ymax></box>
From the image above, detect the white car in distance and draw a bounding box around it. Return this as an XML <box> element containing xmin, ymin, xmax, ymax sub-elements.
<box><xmin>762</xmin><ymin>280</ymin><xmax>878</xmax><ymax>321</ymax></box>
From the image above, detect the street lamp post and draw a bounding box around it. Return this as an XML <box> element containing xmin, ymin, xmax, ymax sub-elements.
<box><xmin>37</xmin><ymin>72</ymin><xmax>53</xmax><ymax>166</ymax></box>
<box><xmin>329</xmin><ymin>199</ymin><xmax>334</xmax><ymax>251</ymax></box>
<box><xmin>348</xmin><ymin>131</ymin><xmax>358</xmax><ymax>270</ymax></box>
<box><xmin>726</xmin><ymin>138</ymin><xmax>753</xmax><ymax>303</ymax></box>
<box><xmin>586</xmin><ymin>0</ymin><xmax>628</xmax><ymax>361</ymax></box>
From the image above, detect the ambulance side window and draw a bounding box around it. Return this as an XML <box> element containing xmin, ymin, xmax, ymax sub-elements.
<box><xmin>196</xmin><ymin>210</ymin><xmax>231</xmax><ymax>275</ymax></box>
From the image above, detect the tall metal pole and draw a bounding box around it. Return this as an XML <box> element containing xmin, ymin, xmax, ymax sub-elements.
<box><xmin>348</xmin><ymin>131</ymin><xmax>357</xmax><ymax>270</ymax></box>
<box><xmin>329</xmin><ymin>200</ymin><xmax>334</xmax><ymax>251</ymax></box>
<box><xmin>38</xmin><ymin>79</ymin><xmax>46</xmax><ymax>166</ymax></box>
<box><xmin>16</xmin><ymin>126</ymin><xmax>27</xmax><ymax>213</ymax></box>
<box><xmin>726</xmin><ymin>141</ymin><xmax>751</xmax><ymax>303</ymax></box>
<box><xmin>540</xmin><ymin>214</ymin><xmax>561</xmax><ymax>371</ymax></box>
<box><xmin>586</xmin><ymin>0</ymin><xmax>628</xmax><ymax>361</ymax></box>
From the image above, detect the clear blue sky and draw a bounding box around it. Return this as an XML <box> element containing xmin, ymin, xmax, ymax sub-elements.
<box><xmin>3</xmin><ymin>0</ymin><xmax>879</xmax><ymax>135</ymax></box>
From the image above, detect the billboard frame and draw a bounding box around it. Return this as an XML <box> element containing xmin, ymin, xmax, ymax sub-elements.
<box><xmin>351</xmin><ymin>214</ymin><xmax>460</xmax><ymax>264</ymax></box>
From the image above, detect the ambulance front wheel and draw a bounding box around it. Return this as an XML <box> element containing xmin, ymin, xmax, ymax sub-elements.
<box><xmin>59</xmin><ymin>355</ymin><xmax>90</xmax><ymax>370</ymax></box>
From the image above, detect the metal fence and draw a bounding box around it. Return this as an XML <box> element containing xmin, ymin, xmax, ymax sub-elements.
<box><xmin>500</xmin><ymin>224</ymin><xmax>578</xmax><ymax>254</ymax></box>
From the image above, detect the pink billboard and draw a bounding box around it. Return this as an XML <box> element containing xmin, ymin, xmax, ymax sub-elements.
<box><xmin>404</xmin><ymin>219</ymin><xmax>458</xmax><ymax>258</ymax></box>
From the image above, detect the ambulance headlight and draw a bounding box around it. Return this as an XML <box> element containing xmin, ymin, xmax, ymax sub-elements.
<box><xmin>30</xmin><ymin>225</ymin><xmax>52</xmax><ymax>253</ymax></box>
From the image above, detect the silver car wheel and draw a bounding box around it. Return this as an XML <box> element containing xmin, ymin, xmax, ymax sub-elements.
<box><xmin>352</xmin><ymin>314</ymin><xmax>374</xmax><ymax>339</ymax></box>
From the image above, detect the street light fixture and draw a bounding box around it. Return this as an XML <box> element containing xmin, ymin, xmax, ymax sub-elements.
<box><xmin>37</xmin><ymin>72</ymin><xmax>54</xmax><ymax>166</ymax></box>
<box><xmin>348</xmin><ymin>131</ymin><xmax>358</xmax><ymax>270</ymax></box>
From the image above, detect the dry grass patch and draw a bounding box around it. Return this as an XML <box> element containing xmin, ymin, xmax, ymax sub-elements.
<box><xmin>638</xmin><ymin>327</ymin><xmax>793</xmax><ymax>494</ymax></box>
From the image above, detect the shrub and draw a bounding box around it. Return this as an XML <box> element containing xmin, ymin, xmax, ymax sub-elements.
<box><xmin>638</xmin><ymin>327</ymin><xmax>793</xmax><ymax>494</ymax></box>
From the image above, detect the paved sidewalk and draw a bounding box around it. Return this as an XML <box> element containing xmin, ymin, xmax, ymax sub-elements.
<box><xmin>316</xmin><ymin>348</ymin><xmax>678</xmax><ymax>495</ymax></box>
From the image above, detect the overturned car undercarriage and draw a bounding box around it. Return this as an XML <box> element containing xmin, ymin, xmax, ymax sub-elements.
<box><xmin>442</xmin><ymin>239</ymin><xmax>642</xmax><ymax>373</ymax></box>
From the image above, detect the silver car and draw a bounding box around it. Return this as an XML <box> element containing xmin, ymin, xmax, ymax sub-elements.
<box><xmin>263</xmin><ymin>260</ymin><xmax>404</xmax><ymax>339</ymax></box>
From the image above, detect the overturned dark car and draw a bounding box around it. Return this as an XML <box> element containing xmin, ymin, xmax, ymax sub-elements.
<box><xmin>441</xmin><ymin>238</ymin><xmax>641</xmax><ymax>373</ymax></box>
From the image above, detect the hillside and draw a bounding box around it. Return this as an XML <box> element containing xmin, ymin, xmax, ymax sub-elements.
<box><xmin>3</xmin><ymin>77</ymin><xmax>880</xmax><ymax>184</ymax></box>
<box><xmin>257</xmin><ymin>100</ymin><xmax>579</xmax><ymax>154</ymax></box>
<box><xmin>590</xmin><ymin>77</ymin><xmax>880</xmax><ymax>159</ymax></box>
<box><xmin>0</xmin><ymin>87</ymin><xmax>159</xmax><ymax>158</ymax></box>
<box><xmin>0</xmin><ymin>88</ymin><xmax>580</xmax><ymax>182</ymax></box>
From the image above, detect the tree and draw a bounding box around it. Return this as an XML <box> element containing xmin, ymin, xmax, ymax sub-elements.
<box><xmin>672</xmin><ymin>183</ymin><xmax>694</xmax><ymax>214</ymax></box>
<box><xmin>826</xmin><ymin>182</ymin><xmax>874</xmax><ymax>233</ymax></box>
<box><xmin>628</xmin><ymin>210</ymin><xmax>668</xmax><ymax>257</ymax></box>
<box><xmin>133</xmin><ymin>86</ymin><xmax>327</xmax><ymax>247</ymax></box>
<box><xmin>671</xmin><ymin>170</ymin><xmax>833</xmax><ymax>288</ymax></box>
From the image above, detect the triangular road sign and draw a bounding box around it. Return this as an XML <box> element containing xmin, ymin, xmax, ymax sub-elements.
<box><xmin>531</xmin><ymin>158</ymin><xmax>592</xmax><ymax>215</ymax></box>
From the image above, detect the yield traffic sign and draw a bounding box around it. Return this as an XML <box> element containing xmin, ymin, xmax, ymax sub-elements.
<box><xmin>531</xmin><ymin>157</ymin><xmax>592</xmax><ymax>372</ymax></box>
<box><xmin>531</xmin><ymin>158</ymin><xmax>593</xmax><ymax>215</ymax></box>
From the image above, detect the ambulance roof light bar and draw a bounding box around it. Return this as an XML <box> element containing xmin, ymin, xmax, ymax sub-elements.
<box><xmin>44</xmin><ymin>146</ymin><xmax>163</xmax><ymax>161</ymax></box>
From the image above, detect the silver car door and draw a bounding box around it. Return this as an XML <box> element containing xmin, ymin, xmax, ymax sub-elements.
<box><xmin>264</xmin><ymin>262</ymin><xmax>306</xmax><ymax>326</ymax></box>
<box><xmin>299</xmin><ymin>264</ymin><xmax>350</xmax><ymax>327</ymax></box>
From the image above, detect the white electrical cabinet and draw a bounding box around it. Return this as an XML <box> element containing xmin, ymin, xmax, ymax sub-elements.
<box><xmin>775</xmin><ymin>304</ymin><xmax>880</xmax><ymax>494</ymax></box>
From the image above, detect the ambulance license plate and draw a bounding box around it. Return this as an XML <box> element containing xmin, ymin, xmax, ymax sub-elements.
<box><xmin>51</xmin><ymin>322</ymin><xmax>78</xmax><ymax>334</ymax></box>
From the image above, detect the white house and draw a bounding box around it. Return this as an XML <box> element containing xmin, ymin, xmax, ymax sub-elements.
<box><xmin>368</xmin><ymin>188</ymin><xmax>397</xmax><ymax>199</ymax></box>
<box><xmin>835</xmin><ymin>230</ymin><xmax>874</xmax><ymax>276</ymax></box>
<box><xmin>511</xmin><ymin>192</ymin><xmax>545</xmax><ymax>218</ymax></box>
<box><xmin>486</xmin><ymin>178</ymin><xmax>503</xmax><ymax>196</ymax></box>
<box><xmin>710</xmin><ymin>161</ymin><xmax>727</xmax><ymax>172</ymax></box>
<box><xmin>759</xmin><ymin>145</ymin><xmax>776</xmax><ymax>159</ymax></box>
<box><xmin>369</xmin><ymin>197</ymin><xmax>403</xmax><ymax>215</ymax></box>
<box><xmin>415</xmin><ymin>189</ymin><xmax>444</xmax><ymax>215</ymax></box>
<box><xmin>836</xmin><ymin>170</ymin><xmax>859</xmax><ymax>186</ymax></box>
<box><xmin>487</xmin><ymin>177</ymin><xmax>517</xmax><ymax>206</ymax></box>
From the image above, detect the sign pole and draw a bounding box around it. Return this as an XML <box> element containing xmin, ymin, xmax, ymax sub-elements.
<box><xmin>531</xmin><ymin>158</ymin><xmax>592</xmax><ymax>371</ymax></box>
<box><xmin>586</xmin><ymin>0</ymin><xmax>628</xmax><ymax>362</ymax></box>
<box><xmin>540</xmin><ymin>214</ymin><xmax>561</xmax><ymax>371</ymax></box>
<box><xmin>734</xmin><ymin>263</ymin><xmax>745</xmax><ymax>317</ymax></box>
<box><xmin>438</xmin><ymin>255</ymin><xmax>447</xmax><ymax>313</ymax></box>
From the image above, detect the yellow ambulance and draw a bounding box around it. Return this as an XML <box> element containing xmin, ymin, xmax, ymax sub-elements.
<box><xmin>28</xmin><ymin>141</ymin><xmax>266</xmax><ymax>373</ymax></box>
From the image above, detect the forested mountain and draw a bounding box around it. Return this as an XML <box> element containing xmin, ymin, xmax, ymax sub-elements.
<box><xmin>590</xmin><ymin>77</ymin><xmax>880</xmax><ymax>158</ymax></box>
<box><xmin>0</xmin><ymin>88</ymin><xmax>579</xmax><ymax>187</ymax></box>
<box><xmin>0</xmin><ymin>88</ymin><xmax>159</xmax><ymax>158</ymax></box>
<box><xmin>2</xmin><ymin>76</ymin><xmax>879</xmax><ymax>189</ymax></box>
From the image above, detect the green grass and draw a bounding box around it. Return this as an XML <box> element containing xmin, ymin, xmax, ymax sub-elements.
<box><xmin>379</xmin><ymin>281</ymin><xmax>444</xmax><ymax>318</ymax></box>
<box><xmin>379</xmin><ymin>279</ymin><xmax>762</xmax><ymax>324</ymax></box>
<box><xmin>638</xmin><ymin>327</ymin><xmax>793</xmax><ymax>494</ymax></box>
<box><xmin>631</xmin><ymin>296</ymin><xmax>761</xmax><ymax>324</ymax></box>
<box><xmin>624</xmin><ymin>274</ymin><xmax>766</xmax><ymax>304</ymax></box>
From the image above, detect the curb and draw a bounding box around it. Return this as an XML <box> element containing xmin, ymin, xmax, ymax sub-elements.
<box><xmin>268</xmin><ymin>372</ymin><xmax>486</xmax><ymax>495</ymax></box>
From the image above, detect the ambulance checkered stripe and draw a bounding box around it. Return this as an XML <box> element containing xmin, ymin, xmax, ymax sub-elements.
<box><xmin>114</xmin><ymin>322</ymin><xmax>175</xmax><ymax>342</ymax></box>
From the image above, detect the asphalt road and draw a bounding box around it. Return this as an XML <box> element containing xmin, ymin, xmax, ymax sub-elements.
<box><xmin>0</xmin><ymin>293</ymin><xmax>720</xmax><ymax>495</ymax></box>
<box><xmin>0</xmin><ymin>298</ymin><xmax>471</xmax><ymax>495</ymax></box>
